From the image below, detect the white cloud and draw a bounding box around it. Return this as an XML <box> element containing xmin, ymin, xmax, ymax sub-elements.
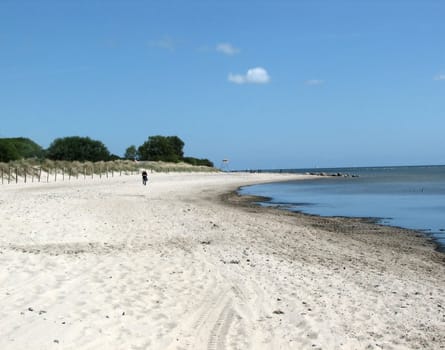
<box><xmin>228</xmin><ymin>67</ymin><xmax>270</xmax><ymax>84</ymax></box>
<box><xmin>148</xmin><ymin>36</ymin><xmax>176</xmax><ymax>51</ymax></box>
<box><xmin>228</xmin><ymin>73</ymin><xmax>246</xmax><ymax>84</ymax></box>
<box><xmin>433</xmin><ymin>74</ymin><xmax>445</xmax><ymax>81</ymax></box>
<box><xmin>216</xmin><ymin>43</ymin><xmax>240</xmax><ymax>55</ymax></box>
<box><xmin>305</xmin><ymin>79</ymin><xmax>325</xmax><ymax>86</ymax></box>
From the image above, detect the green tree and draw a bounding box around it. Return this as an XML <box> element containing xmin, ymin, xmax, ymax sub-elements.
<box><xmin>46</xmin><ymin>136</ymin><xmax>110</xmax><ymax>161</ymax></box>
<box><xmin>0</xmin><ymin>137</ymin><xmax>44</xmax><ymax>160</ymax></box>
<box><xmin>124</xmin><ymin>145</ymin><xmax>138</xmax><ymax>160</ymax></box>
<box><xmin>138</xmin><ymin>135</ymin><xmax>184</xmax><ymax>162</ymax></box>
<box><xmin>10</xmin><ymin>137</ymin><xmax>44</xmax><ymax>159</ymax></box>
<box><xmin>0</xmin><ymin>140</ymin><xmax>20</xmax><ymax>162</ymax></box>
<box><xmin>167</xmin><ymin>136</ymin><xmax>184</xmax><ymax>159</ymax></box>
<box><xmin>109</xmin><ymin>154</ymin><xmax>121</xmax><ymax>161</ymax></box>
<box><xmin>183</xmin><ymin>157</ymin><xmax>214</xmax><ymax>167</ymax></box>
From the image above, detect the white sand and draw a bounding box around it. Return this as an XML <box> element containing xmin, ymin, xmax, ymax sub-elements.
<box><xmin>0</xmin><ymin>172</ymin><xmax>444</xmax><ymax>350</ymax></box>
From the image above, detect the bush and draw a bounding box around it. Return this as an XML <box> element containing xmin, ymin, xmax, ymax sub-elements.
<box><xmin>124</xmin><ymin>145</ymin><xmax>137</xmax><ymax>160</ymax></box>
<box><xmin>138</xmin><ymin>135</ymin><xmax>184</xmax><ymax>162</ymax></box>
<box><xmin>0</xmin><ymin>137</ymin><xmax>44</xmax><ymax>162</ymax></box>
<box><xmin>46</xmin><ymin>136</ymin><xmax>111</xmax><ymax>162</ymax></box>
<box><xmin>0</xmin><ymin>140</ymin><xmax>20</xmax><ymax>162</ymax></box>
<box><xmin>11</xmin><ymin>137</ymin><xmax>45</xmax><ymax>159</ymax></box>
<box><xmin>183</xmin><ymin>157</ymin><xmax>214</xmax><ymax>167</ymax></box>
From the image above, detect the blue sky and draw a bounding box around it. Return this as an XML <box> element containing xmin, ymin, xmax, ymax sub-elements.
<box><xmin>1</xmin><ymin>0</ymin><xmax>444</xmax><ymax>169</ymax></box>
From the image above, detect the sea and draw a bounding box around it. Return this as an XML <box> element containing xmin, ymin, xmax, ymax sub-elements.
<box><xmin>239</xmin><ymin>165</ymin><xmax>445</xmax><ymax>252</ymax></box>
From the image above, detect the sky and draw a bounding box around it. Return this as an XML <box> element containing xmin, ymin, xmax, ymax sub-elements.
<box><xmin>1</xmin><ymin>0</ymin><xmax>444</xmax><ymax>170</ymax></box>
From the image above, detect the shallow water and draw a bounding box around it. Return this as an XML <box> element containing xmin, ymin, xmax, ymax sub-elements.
<box><xmin>240</xmin><ymin>166</ymin><xmax>445</xmax><ymax>251</ymax></box>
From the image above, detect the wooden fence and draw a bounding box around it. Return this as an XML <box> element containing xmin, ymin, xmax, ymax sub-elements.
<box><xmin>0</xmin><ymin>165</ymin><xmax>139</xmax><ymax>185</ymax></box>
<box><xmin>0</xmin><ymin>160</ymin><xmax>217</xmax><ymax>185</ymax></box>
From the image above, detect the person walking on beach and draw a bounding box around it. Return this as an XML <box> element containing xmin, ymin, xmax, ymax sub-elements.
<box><xmin>141</xmin><ymin>170</ymin><xmax>148</xmax><ymax>186</ymax></box>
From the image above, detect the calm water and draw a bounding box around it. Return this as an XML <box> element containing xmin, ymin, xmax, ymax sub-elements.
<box><xmin>239</xmin><ymin>166</ymin><xmax>445</xmax><ymax>251</ymax></box>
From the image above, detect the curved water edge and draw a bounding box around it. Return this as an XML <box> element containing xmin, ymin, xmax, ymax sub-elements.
<box><xmin>238</xmin><ymin>165</ymin><xmax>445</xmax><ymax>253</ymax></box>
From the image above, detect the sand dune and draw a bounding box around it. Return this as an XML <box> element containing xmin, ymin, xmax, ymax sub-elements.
<box><xmin>0</xmin><ymin>172</ymin><xmax>443</xmax><ymax>349</ymax></box>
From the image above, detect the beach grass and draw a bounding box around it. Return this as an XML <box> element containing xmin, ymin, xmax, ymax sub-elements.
<box><xmin>0</xmin><ymin>159</ymin><xmax>218</xmax><ymax>183</ymax></box>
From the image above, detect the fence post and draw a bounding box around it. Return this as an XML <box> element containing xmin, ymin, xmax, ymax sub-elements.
<box><xmin>1</xmin><ymin>168</ymin><xmax>3</xmax><ymax>184</ymax></box>
<box><xmin>106</xmin><ymin>166</ymin><xmax>108</xmax><ymax>179</ymax></box>
<box><xmin>24</xmin><ymin>168</ymin><xmax>27</xmax><ymax>183</ymax></box>
<box><xmin>54</xmin><ymin>168</ymin><xmax>57</xmax><ymax>182</ymax></box>
<box><xmin>62</xmin><ymin>168</ymin><xmax>65</xmax><ymax>181</ymax></box>
<box><xmin>8</xmin><ymin>167</ymin><xmax>11</xmax><ymax>184</ymax></box>
<box><xmin>91</xmin><ymin>166</ymin><xmax>94</xmax><ymax>179</ymax></box>
<box><xmin>38</xmin><ymin>167</ymin><xmax>42</xmax><ymax>182</ymax></box>
<box><xmin>15</xmin><ymin>168</ymin><xmax>18</xmax><ymax>183</ymax></box>
<box><xmin>69</xmin><ymin>168</ymin><xmax>71</xmax><ymax>181</ymax></box>
<box><xmin>47</xmin><ymin>168</ymin><xmax>49</xmax><ymax>182</ymax></box>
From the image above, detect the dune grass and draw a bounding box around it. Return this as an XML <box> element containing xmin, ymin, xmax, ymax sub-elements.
<box><xmin>0</xmin><ymin>159</ymin><xmax>218</xmax><ymax>184</ymax></box>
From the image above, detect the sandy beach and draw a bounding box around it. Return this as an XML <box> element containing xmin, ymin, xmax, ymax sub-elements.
<box><xmin>0</xmin><ymin>172</ymin><xmax>444</xmax><ymax>350</ymax></box>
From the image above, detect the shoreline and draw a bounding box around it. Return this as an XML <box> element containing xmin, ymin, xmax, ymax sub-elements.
<box><xmin>221</xmin><ymin>188</ymin><xmax>445</xmax><ymax>263</ymax></box>
<box><xmin>225</xmin><ymin>188</ymin><xmax>445</xmax><ymax>254</ymax></box>
<box><xmin>1</xmin><ymin>172</ymin><xmax>444</xmax><ymax>349</ymax></box>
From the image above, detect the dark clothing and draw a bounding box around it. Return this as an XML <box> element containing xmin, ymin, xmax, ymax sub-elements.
<box><xmin>142</xmin><ymin>171</ymin><xmax>148</xmax><ymax>185</ymax></box>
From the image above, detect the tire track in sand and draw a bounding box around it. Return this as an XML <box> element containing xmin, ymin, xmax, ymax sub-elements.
<box><xmin>207</xmin><ymin>299</ymin><xmax>235</xmax><ymax>350</ymax></box>
<box><xmin>184</xmin><ymin>283</ymin><xmax>251</xmax><ymax>350</ymax></box>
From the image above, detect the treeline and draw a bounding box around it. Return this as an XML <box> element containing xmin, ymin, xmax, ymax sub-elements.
<box><xmin>0</xmin><ymin>138</ymin><xmax>45</xmax><ymax>162</ymax></box>
<box><xmin>0</xmin><ymin>135</ymin><xmax>213</xmax><ymax>167</ymax></box>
